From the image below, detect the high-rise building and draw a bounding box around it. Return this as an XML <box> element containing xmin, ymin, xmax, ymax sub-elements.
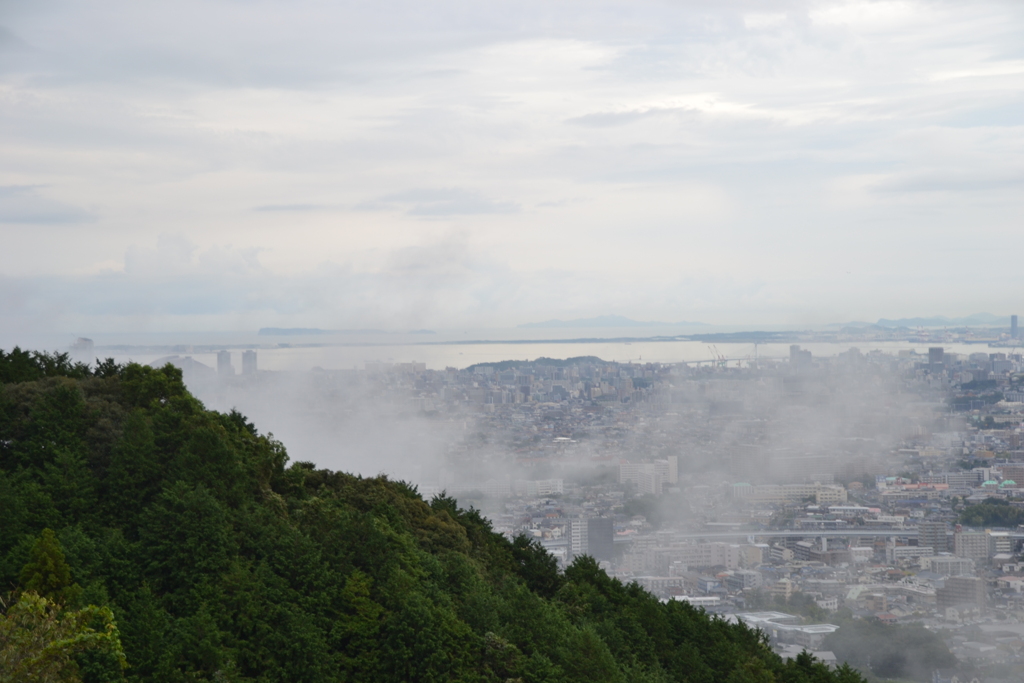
<box><xmin>217</xmin><ymin>350</ymin><xmax>234</xmax><ymax>377</ymax></box>
<box><xmin>1012</xmin><ymin>314</ymin><xmax>1019</xmax><ymax>339</ymax></box>
<box><xmin>928</xmin><ymin>347</ymin><xmax>944</xmax><ymax>369</ymax></box>
<box><xmin>789</xmin><ymin>345</ymin><xmax>812</xmax><ymax>369</ymax></box>
<box><xmin>638</xmin><ymin>470</ymin><xmax>664</xmax><ymax>496</ymax></box>
<box><xmin>945</xmin><ymin>470</ymin><xmax>984</xmax><ymax>489</ymax></box>
<box><xmin>918</xmin><ymin>520</ymin><xmax>949</xmax><ymax>553</ymax></box>
<box><xmin>568</xmin><ymin>518</ymin><xmax>588</xmax><ymax>560</ymax></box>
<box><xmin>587</xmin><ymin>517</ymin><xmax>614</xmax><ymax>562</ymax></box>
<box><xmin>954</xmin><ymin>526</ymin><xmax>989</xmax><ymax>563</ymax></box>
<box><xmin>1001</xmin><ymin>464</ymin><xmax>1024</xmax><ymax>484</ymax></box>
<box><xmin>936</xmin><ymin>576</ymin><xmax>986</xmax><ymax>613</ymax></box>
<box><xmin>664</xmin><ymin>455</ymin><xmax>678</xmax><ymax>485</ymax></box>
<box><xmin>242</xmin><ymin>350</ymin><xmax>257</xmax><ymax>375</ymax></box>
<box><xmin>618</xmin><ymin>456</ymin><xmax>677</xmax><ymax>494</ymax></box>
<box><xmin>989</xmin><ymin>532</ymin><xmax>1013</xmax><ymax>557</ymax></box>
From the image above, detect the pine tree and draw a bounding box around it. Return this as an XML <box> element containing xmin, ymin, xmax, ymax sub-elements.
<box><xmin>19</xmin><ymin>529</ymin><xmax>80</xmax><ymax>605</ymax></box>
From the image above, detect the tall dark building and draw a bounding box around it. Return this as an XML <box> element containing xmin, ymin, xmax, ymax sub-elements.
<box><xmin>1012</xmin><ymin>314</ymin><xmax>1019</xmax><ymax>339</ymax></box>
<box><xmin>918</xmin><ymin>520</ymin><xmax>948</xmax><ymax>553</ymax></box>
<box><xmin>242</xmin><ymin>350</ymin><xmax>257</xmax><ymax>375</ymax></box>
<box><xmin>587</xmin><ymin>517</ymin><xmax>615</xmax><ymax>562</ymax></box>
<box><xmin>217</xmin><ymin>350</ymin><xmax>234</xmax><ymax>378</ymax></box>
<box><xmin>928</xmin><ymin>347</ymin><xmax>944</xmax><ymax>368</ymax></box>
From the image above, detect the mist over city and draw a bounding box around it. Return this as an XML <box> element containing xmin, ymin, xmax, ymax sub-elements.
<box><xmin>4</xmin><ymin>2</ymin><xmax>1024</xmax><ymax>682</ymax></box>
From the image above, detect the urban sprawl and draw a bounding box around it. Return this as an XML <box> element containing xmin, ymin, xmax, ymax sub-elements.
<box><xmin>152</xmin><ymin>329</ymin><xmax>1024</xmax><ymax>677</ymax></box>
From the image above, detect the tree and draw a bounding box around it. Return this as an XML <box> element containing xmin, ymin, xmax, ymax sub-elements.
<box><xmin>0</xmin><ymin>591</ymin><xmax>127</xmax><ymax>683</ymax></box>
<box><xmin>1</xmin><ymin>359</ymin><xmax>868</xmax><ymax>683</ymax></box>
<box><xmin>511</xmin><ymin>534</ymin><xmax>563</xmax><ymax>598</ymax></box>
<box><xmin>959</xmin><ymin>498</ymin><xmax>1024</xmax><ymax>527</ymax></box>
<box><xmin>726</xmin><ymin>657</ymin><xmax>776</xmax><ymax>683</ymax></box>
<box><xmin>0</xmin><ymin>348</ymin><xmax>95</xmax><ymax>384</ymax></box>
<box><xmin>19</xmin><ymin>529</ymin><xmax>81</xmax><ymax>605</ymax></box>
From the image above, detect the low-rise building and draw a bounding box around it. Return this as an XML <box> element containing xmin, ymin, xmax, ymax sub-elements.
<box><xmin>920</xmin><ymin>554</ymin><xmax>975</xmax><ymax>577</ymax></box>
<box><xmin>886</xmin><ymin>544</ymin><xmax>934</xmax><ymax>564</ymax></box>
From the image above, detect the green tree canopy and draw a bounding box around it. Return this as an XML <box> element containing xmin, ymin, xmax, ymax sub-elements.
<box><xmin>959</xmin><ymin>498</ymin><xmax>1024</xmax><ymax>527</ymax></box>
<box><xmin>0</xmin><ymin>591</ymin><xmax>127</xmax><ymax>683</ymax></box>
<box><xmin>19</xmin><ymin>529</ymin><xmax>80</xmax><ymax>605</ymax></box>
<box><xmin>0</xmin><ymin>356</ymin><xmax>867</xmax><ymax>683</ymax></box>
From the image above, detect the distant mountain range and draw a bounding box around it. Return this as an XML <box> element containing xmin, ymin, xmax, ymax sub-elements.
<box><xmin>519</xmin><ymin>313</ymin><xmax>1015</xmax><ymax>331</ymax></box>
<box><xmin>842</xmin><ymin>313</ymin><xmax>1013</xmax><ymax>329</ymax></box>
<box><xmin>261</xmin><ymin>314</ymin><xmax>1012</xmax><ymax>336</ymax></box>
<box><xmin>518</xmin><ymin>315</ymin><xmax>708</xmax><ymax>329</ymax></box>
<box><xmin>259</xmin><ymin>328</ymin><xmax>378</xmax><ymax>335</ymax></box>
<box><xmin>258</xmin><ymin>328</ymin><xmax>434</xmax><ymax>335</ymax></box>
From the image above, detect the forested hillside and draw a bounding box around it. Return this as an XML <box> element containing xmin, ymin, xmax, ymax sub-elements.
<box><xmin>0</xmin><ymin>348</ymin><xmax>864</xmax><ymax>682</ymax></box>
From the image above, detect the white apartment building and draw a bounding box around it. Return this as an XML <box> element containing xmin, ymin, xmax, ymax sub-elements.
<box><xmin>731</xmin><ymin>483</ymin><xmax>847</xmax><ymax>505</ymax></box>
<box><xmin>620</xmin><ymin>456</ymin><xmax>679</xmax><ymax>495</ymax></box>
<box><xmin>921</xmin><ymin>555</ymin><xmax>975</xmax><ymax>577</ymax></box>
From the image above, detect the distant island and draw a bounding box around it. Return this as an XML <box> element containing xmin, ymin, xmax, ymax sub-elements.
<box><xmin>260</xmin><ymin>327</ymin><xmax>348</xmax><ymax>335</ymax></box>
<box><xmin>824</xmin><ymin>313</ymin><xmax>1011</xmax><ymax>329</ymax></box>
<box><xmin>258</xmin><ymin>327</ymin><xmax>434</xmax><ymax>335</ymax></box>
<box><xmin>519</xmin><ymin>314</ymin><xmax>707</xmax><ymax>329</ymax></box>
<box><xmin>519</xmin><ymin>312</ymin><xmax>1015</xmax><ymax>331</ymax></box>
<box><xmin>873</xmin><ymin>313</ymin><xmax>1010</xmax><ymax>328</ymax></box>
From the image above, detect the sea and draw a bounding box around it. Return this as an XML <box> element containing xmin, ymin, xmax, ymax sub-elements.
<box><xmin>8</xmin><ymin>326</ymin><xmax>1012</xmax><ymax>372</ymax></box>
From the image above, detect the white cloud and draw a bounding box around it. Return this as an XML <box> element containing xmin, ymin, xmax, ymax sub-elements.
<box><xmin>2</xmin><ymin>0</ymin><xmax>1024</xmax><ymax>331</ymax></box>
<box><xmin>809</xmin><ymin>0</ymin><xmax>920</xmax><ymax>29</ymax></box>
<box><xmin>743</xmin><ymin>13</ymin><xmax>789</xmax><ymax>30</ymax></box>
<box><xmin>929</xmin><ymin>61</ymin><xmax>1024</xmax><ymax>82</ymax></box>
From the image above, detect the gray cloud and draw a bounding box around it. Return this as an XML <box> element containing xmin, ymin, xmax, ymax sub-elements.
<box><xmin>0</xmin><ymin>186</ymin><xmax>94</xmax><ymax>224</ymax></box>
<box><xmin>0</xmin><ymin>25</ymin><xmax>28</xmax><ymax>52</ymax></box>
<box><xmin>357</xmin><ymin>188</ymin><xmax>519</xmax><ymax>216</ymax></box>
<box><xmin>253</xmin><ymin>204</ymin><xmax>326</xmax><ymax>212</ymax></box>
<box><xmin>0</xmin><ymin>233</ymin><xmax>783</xmax><ymax>332</ymax></box>
<box><xmin>3</xmin><ymin>0</ymin><xmax>1024</xmax><ymax>331</ymax></box>
<box><xmin>874</xmin><ymin>170</ymin><xmax>1024</xmax><ymax>193</ymax></box>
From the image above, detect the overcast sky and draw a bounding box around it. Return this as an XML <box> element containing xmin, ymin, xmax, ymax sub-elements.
<box><xmin>2</xmin><ymin>0</ymin><xmax>1023</xmax><ymax>335</ymax></box>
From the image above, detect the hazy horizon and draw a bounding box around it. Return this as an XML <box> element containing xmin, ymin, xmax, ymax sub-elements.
<box><xmin>3</xmin><ymin>0</ymin><xmax>1024</xmax><ymax>339</ymax></box>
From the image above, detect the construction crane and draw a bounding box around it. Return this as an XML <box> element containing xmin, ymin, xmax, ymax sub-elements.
<box><xmin>742</xmin><ymin>342</ymin><xmax>760</xmax><ymax>370</ymax></box>
<box><xmin>708</xmin><ymin>345</ymin><xmax>728</xmax><ymax>369</ymax></box>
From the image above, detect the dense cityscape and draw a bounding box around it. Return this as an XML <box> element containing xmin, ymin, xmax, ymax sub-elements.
<box><xmin>133</xmin><ymin>320</ymin><xmax>1024</xmax><ymax>681</ymax></box>
<box><xmin>6</xmin><ymin>1</ymin><xmax>1024</xmax><ymax>680</ymax></box>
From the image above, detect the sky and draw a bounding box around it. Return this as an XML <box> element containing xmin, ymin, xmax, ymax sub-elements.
<box><xmin>1</xmin><ymin>0</ymin><xmax>1023</xmax><ymax>336</ymax></box>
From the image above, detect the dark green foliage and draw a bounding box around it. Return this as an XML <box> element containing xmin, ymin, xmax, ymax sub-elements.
<box><xmin>0</xmin><ymin>347</ymin><xmax>122</xmax><ymax>384</ymax></box>
<box><xmin>18</xmin><ymin>528</ymin><xmax>80</xmax><ymax>604</ymax></box>
<box><xmin>510</xmin><ymin>535</ymin><xmax>563</xmax><ymax>598</ymax></box>
<box><xmin>0</xmin><ymin>357</ymin><xmax>865</xmax><ymax>683</ymax></box>
<box><xmin>959</xmin><ymin>497</ymin><xmax>1024</xmax><ymax>527</ymax></box>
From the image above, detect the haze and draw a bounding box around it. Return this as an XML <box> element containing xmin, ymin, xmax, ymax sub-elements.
<box><xmin>2</xmin><ymin>0</ymin><xmax>1023</xmax><ymax>337</ymax></box>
